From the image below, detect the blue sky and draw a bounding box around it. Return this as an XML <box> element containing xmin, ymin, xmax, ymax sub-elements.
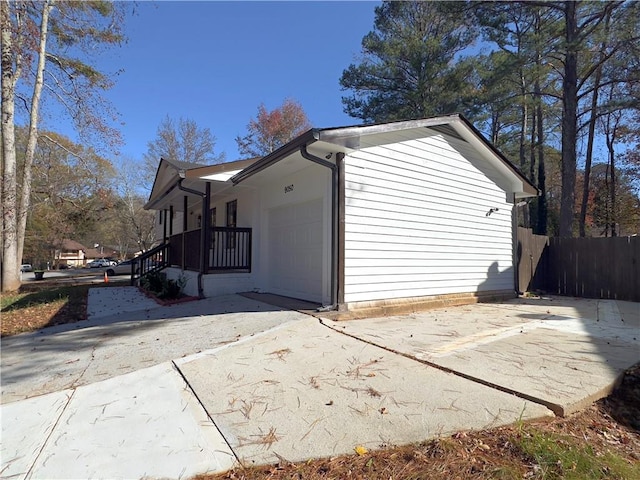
<box><xmin>86</xmin><ymin>1</ymin><xmax>380</xmax><ymax>163</ymax></box>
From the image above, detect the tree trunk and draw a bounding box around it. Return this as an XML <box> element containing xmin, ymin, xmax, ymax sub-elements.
<box><xmin>559</xmin><ymin>0</ymin><xmax>578</xmax><ymax>237</ymax></box>
<box><xmin>579</xmin><ymin>66</ymin><xmax>601</xmax><ymax>237</ymax></box>
<box><xmin>579</xmin><ymin>9</ymin><xmax>609</xmax><ymax>237</ymax></box>
<box><xmin>610</xmin><ymin>147</ymin><xmax>616</xmax><ymax>236</ymax></box>
<box><xmin>527</xmin><ymin>108</ymin><xmax>537</xmax><ymax>230</ymax></box>
<box><xmin>519</xmin><ymin>84</ymin><xmax>528</xmax><ymax>169</ymax></box>
<box><xmin>534</xmin><ymin>84</ymin><xmax>547</xmax><ymax>235</ymax></box>
<box><xmin>17</xmin><ymin>0</ymin><xmax>53</xmax><ymax>268</ymax></box>
<box><xmin>529</xmin><ymin>109</ymin><xmax>536</xmax><ymax>182</ymax></box>
<box><xmin>606</xmin><ymin>119</ymin><xmax>618</xmax><ymax>237</ymax></box>
<box><xmin>1</xmin><ymin>1</ymin><xmax>21</xmax><ymax>291</ymax></box>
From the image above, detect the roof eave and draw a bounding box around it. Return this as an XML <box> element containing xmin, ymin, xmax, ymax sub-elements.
<box><xmin>315</xmin><ymin>114</ymin><xmax>464</xmax><ymax>145</ymax></box>
<box><xmin>230</xmin><ymin>130</ymin><xmax>319</xmax><ymax>184</ymax></box>
<box><xmin>185</xmin><ymin>157</ymin><xmax>260</xmax><ymax>180</ymax></box>
<box><xmin>454</xmin><ymin>115</ymin><xmax>539</xmax><ymax>197</ymax></box>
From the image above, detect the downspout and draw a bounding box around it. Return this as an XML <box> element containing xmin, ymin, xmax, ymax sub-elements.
<box><xmin>182</xmin><ymin>196</ymin><xmax>188</xmax><ymax>271</ymax></box>
<box><xmin>300</xmin><ymin>145</ymin><xmax>342</xmax><ymax>310</ymax></box>
<box><xmin>162</xmin><ymin>209</ymin><xmax>168</xmax><ymax>242</ymax></box>
<box><xmin>169</xmin><ymin>205</ymin><xmax>174</xmax><ymax>237</ymax></box>
<box><xmin>513</xmin><ymin>193</ymin><xmax>520</xmax><ymax>296</ymax></box>
<box><xmin>177</xmin><ymin>179</ymin><xmax>208</xmax><ymax>298</ymax></box>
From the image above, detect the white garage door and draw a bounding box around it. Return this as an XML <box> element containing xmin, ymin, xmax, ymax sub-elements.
<box><xmin>268</xmin><ymin>198</ymin><xmax>323</xmax><ymax>303</ymax></box>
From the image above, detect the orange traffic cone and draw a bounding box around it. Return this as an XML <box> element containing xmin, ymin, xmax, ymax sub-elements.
<box><xmin>104</xmin><ymin>271</ymin><xmax>109</xmax><ymax>283</ymax></box>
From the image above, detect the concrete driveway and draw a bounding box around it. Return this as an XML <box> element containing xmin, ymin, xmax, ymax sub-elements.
<box><xmin>1</xmin><ymin>289</ymin><xmax>306</xmax><ymax>403</ymax></box>
<box><xmin>1</xmin><ymin>288</ymin><xmax>638</xmax><ymax>480</ymax></box>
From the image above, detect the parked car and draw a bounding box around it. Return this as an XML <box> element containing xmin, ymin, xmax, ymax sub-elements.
<box><xmin>20</xmin><ymin>264</ymin><xmax>33</xmax><ymax>272</ymax></box>
<box><xmin>106</xmin><ymin>260</ymin><xmax>139</xmax><ymax>276</ymax></box>
<box><xmin>87</xmin><ymin>258</ymin><xmax>113</xmax><ymax>268</ymax></box>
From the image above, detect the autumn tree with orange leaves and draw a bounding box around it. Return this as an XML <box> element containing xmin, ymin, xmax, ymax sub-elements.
<box><xmin>236</xmin><ymin>99</ymin><xmax>312</xmax><ymax>158</ymax></box>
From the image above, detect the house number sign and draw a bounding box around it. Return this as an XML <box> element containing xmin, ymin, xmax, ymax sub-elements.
<box><xmin>284</xmin><ymin>184</ymin><xmax>294</xmax><ymax>193</ymax></box>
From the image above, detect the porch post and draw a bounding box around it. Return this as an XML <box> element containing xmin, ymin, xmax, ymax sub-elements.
<box><xmin>336</xmin><ymin>152</ymin><xmax>346</xmax><ymax>308</ymax></box>
<box><xmin>169</xmin><ymin>205</ymin><xmax>174</xmax><ymax>237</ymax></box>
<box><xmin>200</xmin><ymin>182</ymin><xmax>211</xmax><ymax>274</ymax></box>
<box><xmin>182</xmin><ymin>196</ymin><xmax>187</xmax><ymax>270</ymax></box>
<box><xmin>162</xmin><ymin>209</ymin><xmax>167</xmax><ymax>242</ymax></box>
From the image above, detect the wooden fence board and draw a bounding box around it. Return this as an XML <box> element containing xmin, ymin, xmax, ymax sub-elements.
<box><xmin>517</xmin><ymin>229</ymin><xmax>638</xmax><ymax>302</ymax></box>
<box><xmin>543</xmin><ymin>235</ymin><xmax>638</xmax><ymax>302</ymax></box>
<box><xmin>517</xmin><ymin>227</ymin><xmax>549</xmax><ymax>294</ymax></box>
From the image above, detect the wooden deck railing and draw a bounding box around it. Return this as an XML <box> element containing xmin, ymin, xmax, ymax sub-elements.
<box><xmin>168</xmin><ymin>227</ymin><xmax>252</xmax><ymax>273</ymax></box>
<box><xmin>131</xmin><ymin>242</ymin><xmax>170</xmax><ymax>285</ymax></box>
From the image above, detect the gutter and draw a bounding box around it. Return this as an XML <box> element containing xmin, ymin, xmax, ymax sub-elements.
<box><xmin>177</xmin><ymin>178</ymin><xmax>208</xmax><ymax>298</ymax></box>
<box><xmin>144</xmin><ymin>180</ymin><xmax>180</xmax><ymax>211</ymax></box>
<box><xmin>230</xmin><ymin>138</ymin><xmax>344</xmax><ymax>310</ymax></box>
<box><xmin>299</xmin><ymin>145</ymin><xmax>342</xmax><ymax>311</ymax></box>
<box><xmin>231</xmin><ymin>130</ymin><xmax>318</xmax><ymax>185</ymax></box>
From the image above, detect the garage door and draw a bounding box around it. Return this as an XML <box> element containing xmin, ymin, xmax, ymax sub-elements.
<box><xmin>268</xmin><ymin>198</ymin><xmax>323</xmax><ymax>302</ymax></box>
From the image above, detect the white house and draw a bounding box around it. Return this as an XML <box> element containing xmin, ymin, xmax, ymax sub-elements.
<box><xmin>145</xmin><ymin>114</ymin><xmax>538</xmax><ymax>313</ymax></box>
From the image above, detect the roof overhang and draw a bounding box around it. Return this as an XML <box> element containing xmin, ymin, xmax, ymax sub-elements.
<box><xmin>230</xmin><ymin>114</ymin><xmax>538</xmax><ymax>199</ymax></box>
<box><xmin>144</xmin><ymin>157</ymin><xmax>260</xmax><ymax>211</ymax></box>
<box><xmin>146</xmin><ymin>114</ymin><xmax>538</xmax><ymax>212</ymax></box>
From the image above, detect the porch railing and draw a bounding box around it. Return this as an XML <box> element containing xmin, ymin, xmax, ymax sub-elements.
<box><xmin>168</xmin><ymin>227</ymin><xmax>252</xmax><ymax>273</ymax></box>
<box><xmin>131</xmin><ymin>242</ymin><xmax>170</xmax><ymax>285</ymax></box>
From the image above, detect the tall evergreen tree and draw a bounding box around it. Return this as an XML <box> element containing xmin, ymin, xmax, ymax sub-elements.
<box><xmin>340</xmin><ymin>1</ymin><xmax>478</xmax><ymax>123</ymax></box>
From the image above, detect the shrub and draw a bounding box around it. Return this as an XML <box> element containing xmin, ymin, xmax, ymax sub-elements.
<box><xmin>140</xmin><ymin>271</ymin><xmax>184</xmax><ymax>300</ymax></box>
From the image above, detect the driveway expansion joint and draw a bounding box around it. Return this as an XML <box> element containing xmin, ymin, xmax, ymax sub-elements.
<box><xmin>170</xmin><ymin>360</ymin><xmax>241</xmax><ymax>466</ymax></box>
<box><xmin>24</xmin><ymin>389</ymin><xmax>75</xmax><ymax>480</ymax></box>
<box><xmin>317</xmin><ymin>317</ymin><xmax>560</xmax><ymax>417</ymax></box>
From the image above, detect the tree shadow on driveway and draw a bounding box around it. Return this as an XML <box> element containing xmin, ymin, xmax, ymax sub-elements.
<box><xmin>0</xmin><ymin>293</ymin><xmax>308</xmax><ymax>404</ymax></box>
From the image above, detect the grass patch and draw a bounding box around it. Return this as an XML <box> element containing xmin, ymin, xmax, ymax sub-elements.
<box><xmin>2</xmin><ymin>284</ymin><xmax>87</xmax><ymax>311</ymax></box>
<box><xmin>1</xmin><ymin>282</ymin><xmax>96</xmax><ymax>336</ymax></box>
<box><xmin>515</xmin><ymin>425</ymin><xmax>640</xmax><ymax>479</ymax></box>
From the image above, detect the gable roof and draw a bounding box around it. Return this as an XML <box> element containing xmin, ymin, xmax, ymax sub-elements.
<box><xmin>231</xmin><ymin>114</ymin><xmax>538</xmax><ymax>198</ymax></box>
<box><xmin>146</xmin><ymin>114</ymin><xmax>539</xmax><ymax>212</ymax></box>
<box><xmin>145</xmin><ymin>157</ymin><xmax>260</xmax><ymax>210</ymax></box>
<box><xmin>59</xmin><ymin>239</ymin><xmax>87</xmax><ymax>251</ymax></box>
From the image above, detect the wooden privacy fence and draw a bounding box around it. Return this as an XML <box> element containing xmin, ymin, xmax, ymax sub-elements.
<box><xmin>517</xmin><ymin>227</ymin><xmax>549</xmax><ymax>294</ymax></box>
<box><xmin>546</xmin><ymin>235</ymin><xmax>639</xmax><ymax>302</ymax></box>
<box><xmin>517</xmin><ymin>228</ymin><xmax>640</xmax><ymax>302</ymax></box>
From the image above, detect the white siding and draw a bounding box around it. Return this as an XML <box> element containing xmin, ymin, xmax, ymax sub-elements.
<box><xmin>343</xmin><ymin>134</ymin><xmax>515</xmax><ymax>304</ymax></box>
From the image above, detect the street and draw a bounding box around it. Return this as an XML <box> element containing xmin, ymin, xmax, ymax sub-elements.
<box><xmin>20</xmin><ymin>267</ymin><xmax>129</xmax><ymax>285</ymax></box>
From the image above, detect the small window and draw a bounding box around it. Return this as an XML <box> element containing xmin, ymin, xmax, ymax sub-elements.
<box><xmin>210</xmin><ymin>207</ymin><xmax>217</xmax><ymax>249</ymax></box>
<box><xmin>226</xmin><ymin>200</ymin><xmax>237</xmax><ymax>228</ymax></box>
<box><xmin>226</xmin><ymin>200</ymin><xmax>237</xmax><ymax>248</ymax></box>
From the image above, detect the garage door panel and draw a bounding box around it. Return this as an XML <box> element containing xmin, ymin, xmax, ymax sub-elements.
<box><xmin>268</xmin><ymin>199</ymin><xmax>323</xmax><ymax>302</ymax></box>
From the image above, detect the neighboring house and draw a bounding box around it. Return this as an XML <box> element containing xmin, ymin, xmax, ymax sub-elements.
<box><xmin>85</xmin><ymin>246</ymin><xmax>120</xmax><ymax>263</ymax></box>
<box><xmin>145</xmin><ymin>114</ymin><xmax>538</xmax><ymax>312</ymax></box>
<box><xmin>54</xmin><ymin>239</ymin><xmax>87</xmax><ymax>267</ymax></box>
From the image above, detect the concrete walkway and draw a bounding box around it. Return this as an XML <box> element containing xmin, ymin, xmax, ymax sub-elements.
<box><xmin>1</xmin><ymin>288</ymin><xmax>638</xmax><ymax>479</ymax></box>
